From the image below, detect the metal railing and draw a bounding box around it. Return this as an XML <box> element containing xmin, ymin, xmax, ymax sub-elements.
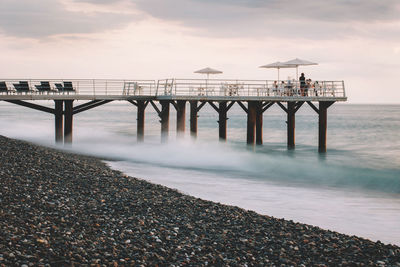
<box><xmin>0</xmin><ymin>78</ymin><xmax>346</xmax><ymax>98</ymax></box>
<box><xmin>0</xmin><ymin>79</ymin><xmax>157</xmax><ymax>96</ymax></box>
<box><xmin>156</xmin><ymin>79</ymin><xmax>346</xmax><ymax>98</ymax></box>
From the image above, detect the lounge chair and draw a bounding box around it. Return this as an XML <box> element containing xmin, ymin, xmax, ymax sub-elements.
<box><xmin>13</xmin><ymin>81</ymin><xmax>30</xmax><ymax>93</ymax></box>
<box><xmin>0</xmin><ymin>82</ymin><xmax>8</xmax><ymax>93</ymax></box>
<box><xmin>63</xmin><ymin>81</ymin><xmax>74</xmax><ymax>91</ymax></box>
<box><xmin>55</xmin><ymin>83</ymin><xmax>63</xmax><ymax>92</ymax></box>
<box><xmin>35</xmin><ymin>81</ymin><xmax>51</xmax><ymax>93</ymax></box>
<box><xmin>54</xmin><ymin>82</ymin><xmax>75</xmax><ymax>94</ymax></box>
<box><xmin>63</xmin><ymin>82</ymin><xmax>75</xmax><ymax>94</ymax></box>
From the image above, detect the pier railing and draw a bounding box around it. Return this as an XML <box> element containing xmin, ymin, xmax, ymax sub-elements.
<box><xmin>0</xmin><ymin>78</ymin><xmax>345</xmax><ymax>98</ymax></box>
<box><xmin>156</xmin><ymin>79</ymin><xmax>346</xmax><ymax>98</ymax></box>
<box><xmin>0</xmin><ymin>79</ymin><xmax>157</xmax><ymax>96</ymax></box>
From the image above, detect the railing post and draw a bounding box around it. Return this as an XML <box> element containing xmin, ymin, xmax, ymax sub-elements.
<box><xmin>93</xmin><ymin>79</ymin><xmax>95</xmax><ymax>95</ymax></box>
<box><xmin>150</xmin><ymin>81</ymin><xmax>152</xmax><ymax>96</ymax></box>
<box><xmin>342</xmin><ymin>80</ymin><xmax>345</xmax><ymax>97</ymax></box>
<box><xmin>174</xmin><ymin>79</ymin><xmax>177</xmax><ymax>95</ymax></box>
<box><xmin>122</xmin><ymin>80</ymin><xmax>126</xmax><ymax>95</ymax></box>
<box><xmin>105</xmin><ymin>80</ymin><xmax>108</xmax><ymax>95</ymax></box>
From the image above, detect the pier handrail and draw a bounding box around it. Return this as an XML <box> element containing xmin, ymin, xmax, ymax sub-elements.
<box><xmin>0</xmin><ymin>78</ymin><xmax>346</xmax><ymax>99</ymax></box>
<box><xmin>157</xmin><ymin>79</ymin><xmax>346</xmax><ymax>98</ymax></box>
<box><xmin>0</xmin><ymin>79</ymin><xmax>157</xmax><ymax>96</ymax></box>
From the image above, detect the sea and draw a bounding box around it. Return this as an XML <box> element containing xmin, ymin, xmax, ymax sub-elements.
<box><xmin>0</xmin><ymin>101</ymin><xmax>399</xmax><ymax>245</ymax></box>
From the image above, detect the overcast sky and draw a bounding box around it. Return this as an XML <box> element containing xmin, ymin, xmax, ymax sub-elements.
<box><xmin>1</xmin><ymin>0</ymin><xmax>399</xmax><ymax>103</ymax></box>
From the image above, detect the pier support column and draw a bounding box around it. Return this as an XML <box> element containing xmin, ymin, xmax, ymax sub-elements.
<box><xmin>190</xmin><ymin>101</ymin><xmax>198</xmax><ymax>138</ymax></box>
<box><xmin>64</xmin><ymin>100</ymin><xmax>73</xmax><ymax>144</ymax></box>
<box><xmin>54</xmin><ymin>100</ymin><xmax>63</xmax><ymax>143</ymax></box>
<box><xmin>287</xmin><ymin>102</ymin><xmax>296</xmax><ymax>149</ymax></box>
<box><xmin>318</xmin><ymin>101</ymin><xmax>334</xmax><ymax>153</ymax></box>
<box><xmin>247</xmin><ymin>101</ymin><xmax>257</xmax><ymax>145</ymax></box>
<box><xmin>256</xmin><ymin>101</ymin><xmax>263</xmax><ymax>145</ymax></box>
<box><xmin>176</xmin><ymin>100</ymin><xmax>186</xmax><ymax>137</ymax></box>
<box><xmin>160</xmin><ymin>101</ymin><xmax>170</xmax><ymax>142</ymax></box>
<box><xmin>218</xmin><ymin>101</ymin><xmax>227</xmax><ymax>141</ymax></box>
<box><xmin>137</xmin><ymin>100</ymin><xmax>145</xmax><ymax>142</ymax></box>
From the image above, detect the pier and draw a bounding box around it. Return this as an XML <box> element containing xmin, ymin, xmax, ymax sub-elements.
<box><xmin>0</xmin><ymin>78</ymin><xmax>346</xmax><ymax>152</ymax></box>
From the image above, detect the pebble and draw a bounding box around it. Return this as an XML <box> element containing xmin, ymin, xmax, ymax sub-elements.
<box><xmin>0</xmin><ymin>135</ymin><xmax>399</xmax><ymax>266</ymax></box>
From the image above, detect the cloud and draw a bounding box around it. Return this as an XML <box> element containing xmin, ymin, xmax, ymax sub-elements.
<box><xmin>133</xmin><ymin>0</ymin><xmax>400</xmax><ymax>23</ymax></box>
<box><xmin>77</xmin><ymin>0</ymin><xmax>120</xmax><ymax>4</ymax></box>
<box><xmin>1</xmin><ymin>0</ymin><xmax>400</xmax><ymax>40</ymax></box>
<box><xmin>0</xmin><ymin>0</ymin><xmax>136</xmax><ymax>38</ymax></box>
<box><xmin>129</xmin><ymin>0</ymin><xmax>400</xmax><ymax>40</ymax></box>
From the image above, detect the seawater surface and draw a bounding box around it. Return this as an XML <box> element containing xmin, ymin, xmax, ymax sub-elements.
<box><xmin>0</xmin><ymin>101</ymin><xmax>399</xmax><ymax>245</ymax></box>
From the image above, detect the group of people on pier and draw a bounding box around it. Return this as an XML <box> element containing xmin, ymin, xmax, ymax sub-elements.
<box><xmin>272</xmin><ymin>73</ymin><xmax>321</xmax><ymax>96</ymax></box>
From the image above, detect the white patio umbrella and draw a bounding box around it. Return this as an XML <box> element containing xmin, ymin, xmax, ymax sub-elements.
<box><xmin>283</xmin><ymin>58</ymin><xmax>318</xmax><ymax>80</ymax></box>
<box><xmin>194</xmin><ymin>67</ymin><xmax>223</xmax><ymax>89</ymax></box>
<box><xmin>194</xmin><ymin>67</ymin><xmax>223</xmax><ymax>79</ymax></box>
<box><xmin>259</xmin><ymin>61</ymin><xmax>294</xmax><ymax>82</ymax></box>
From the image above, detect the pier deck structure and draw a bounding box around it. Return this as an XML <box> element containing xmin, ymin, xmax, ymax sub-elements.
<box><xmin>0</xmin><ymin>78</ymin><xmax>347</xmax><ymax>152</ymax></box>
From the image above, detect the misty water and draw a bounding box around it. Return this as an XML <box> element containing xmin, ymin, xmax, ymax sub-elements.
<box><xmin>0</xmin><ymin>101</ymin><xmax>399</xmax><ymax>245</ymax></box>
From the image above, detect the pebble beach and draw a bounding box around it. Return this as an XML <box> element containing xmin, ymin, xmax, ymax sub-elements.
<box><xmin>0</xmin><ymin>135</ymin><xmax>399</xmax><ymax>266</ymax></box>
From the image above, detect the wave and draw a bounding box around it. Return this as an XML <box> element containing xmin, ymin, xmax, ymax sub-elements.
<box><xmin>0</xmin><ymin>106</ymin><xmax>399</xmax><ymax>195</ymax></box>
<box><xmin>61</xmin><ymin>136</ymin><xmax>400</xmax><ymax>195</ymax></box>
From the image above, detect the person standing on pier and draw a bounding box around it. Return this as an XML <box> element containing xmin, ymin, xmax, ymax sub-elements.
<box><xmin>299</xmin><ymin>73</ymin><xmax>306</xmax><ymax>96</ymax></box>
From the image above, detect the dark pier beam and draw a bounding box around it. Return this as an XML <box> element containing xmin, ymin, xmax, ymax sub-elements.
<box><xmin>319</xmin><ymin>101</ymin><xmax>335</xmax><ymax>153</ymax></box>
<box><xmin>160</xmin><ymin>100</ymin><xmax>170</xmax><ymax>142</ymax></box>
<box><xmin>73</xmin><ymin>100</ymin><xmax>113</xmax><ymax>115</ymax></box>
<box><xmin>176</xmin><ymin>100</ymin><xmax>186</xmax><ymax>137</ymax></box>
<box><xmin>190</xmin><ymin>101</ymin><xmax>198</xmax><ymax>138</ymax></box>
<box><xmin>256</xmin><ymin>101</ymin><xmax>263</xmax><ymax>145</ymax></box>
<box><xmin>218</xmin><ymin>101</ymin><xmax>227</xmax><ymax>141</ymax></box>
<box><xmin>247</xmin><ymin>101</ymin><xmax>257</xmax><ymax>145</ymax></box>
<box><xmin>137</xmin><ymin>100</ymin><xmax>146</xmax><ymax>142</ymax></box>
<box><xmin>287</xmin><ymin>102</ymin><xmax>296</xmax><ymax>149</ymax></box>
<box><xmin>64</xmin><ymin>100</ymin><xmax>74</xmax><ymax>144</ymax></box>
<box><xmin>54</xmin><ymin>100</ymin><xmax>63</xmax><ymax>143</ymax></box>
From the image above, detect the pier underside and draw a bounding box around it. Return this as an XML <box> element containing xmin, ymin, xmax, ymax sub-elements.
<box><xmin>1</xmin><ymin>96</ymin><xmax>341</xmax><ymax>152</ymax></box>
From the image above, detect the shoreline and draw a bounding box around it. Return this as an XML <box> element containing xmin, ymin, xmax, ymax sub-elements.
<box><xmin>1</xmin><ymin>136</ymin><xmax>399</xmax><ymax>266</ymax></box>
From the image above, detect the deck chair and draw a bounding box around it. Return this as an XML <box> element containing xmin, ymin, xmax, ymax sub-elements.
<box><xmin>35</xmin><ymin>81</ymin><xmax>51</xmax><ymax>93</ymax></box>
<box><xmin>55</xmin><ymin>83</ymin><xmax>64</xmax><ymax>92</ymax></box>
<box><xmin>0</xmin><ymin>82</ymin><xmax>8</xmax><ymax>93</ymax></box>
<box><xmin>63</xmin><ymin>81</ymin><xmax>74</xmax><ymax>92</ymax></box>
<box><xmin>13</xmin><ymin>81</ymin><xmax>30</xmax><ymax>93</ymax></box>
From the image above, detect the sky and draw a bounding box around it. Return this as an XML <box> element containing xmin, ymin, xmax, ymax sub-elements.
<box><xmin>0</xmin><ymin>0</ymin><xmax>399</xmax><ymax>103</ymax></box>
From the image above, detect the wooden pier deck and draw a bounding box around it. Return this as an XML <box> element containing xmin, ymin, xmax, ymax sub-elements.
<box><xmin>0</xmin><ymin>78</ymin><xmax>347</xmax><ymax>152</ymax></box>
